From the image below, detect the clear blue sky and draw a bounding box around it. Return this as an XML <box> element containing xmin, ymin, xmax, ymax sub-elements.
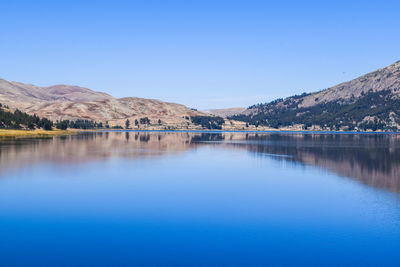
<box><xmin>1</xmin><ymin>0</ymin><xmax>399</xmax><ymax>109</ymax></box>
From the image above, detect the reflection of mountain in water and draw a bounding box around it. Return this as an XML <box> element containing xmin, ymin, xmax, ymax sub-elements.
<box><xmin>0</xmin><ymin>132</ymin><xmax>198</xmax><ymax>172</ymax></box>
<box><xmin>204</xmin><ymin>133</ymin><xmax>400</xmax><ymax>194</ymax></box>
<box><xmin>1</xmin><ymin>132</ymin><xmax>400</xmax><ymax>194</ymax></box>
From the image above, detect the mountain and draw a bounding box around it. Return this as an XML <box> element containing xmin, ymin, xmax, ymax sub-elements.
<box><xmin>204</xmin><ymin>107</ymin><xmax>246</xmax><ymax>118</ymax></box>
<box><xmin>0</xmin><ymin>78</ymin><xmax>206</xmax><ymax>128</ymax></box>
<box><xmin>231</xmin><ymin>60</ymin><xmax>400</xmax><ymax>131</ymax></box>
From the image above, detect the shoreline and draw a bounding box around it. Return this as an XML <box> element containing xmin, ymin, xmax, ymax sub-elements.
<box><xmin>88</xmin><ymin>129</ymin><xmax>400</xmax><ymax>135</ymax></box>
<box><xmin>1</xmin><ymin>128</ymin><xmax>398</xmax><ymax>138</ymax></box>
<box><xmin>0</xmin><ymin>129</ymin><xmax>72</xmax><ymax>138</ymax></box>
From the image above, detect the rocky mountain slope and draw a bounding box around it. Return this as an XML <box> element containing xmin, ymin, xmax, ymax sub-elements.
<box><xmin>0</xmin><ymin>78</ymin><xmax>206</xmax><ymax>128</ymax></box>
<box><xmin>231</xmin><ymin>60</ymin><xmax>400</xmax><ymax>131</ymax></box>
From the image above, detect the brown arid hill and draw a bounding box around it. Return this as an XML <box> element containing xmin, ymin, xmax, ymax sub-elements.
<box><xmin>231</xmin><ymin>60</ymin><xmax>400</xmax><ymax>131</ymax></box>
<box><xmin>0</xmin><ymin>78</ymin><xmax>206</xmax><ymax>128</ymax></box>
<box><xmin>203</xmin><ymin>107</ymin><xmax>246</xmax><ymax>118</ymax></box>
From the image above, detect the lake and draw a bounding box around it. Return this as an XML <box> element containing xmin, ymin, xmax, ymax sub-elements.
<box><xmin>0</xmin><ymin>131</ymin><xmax>400</xmax><ymax>266</ymax></box>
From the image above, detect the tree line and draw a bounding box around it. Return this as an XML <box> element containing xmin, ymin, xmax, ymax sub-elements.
<box><xmin>56</xmin><ymin>117</ymin><xmax>153</xmax><ymax>130</ymax></box>
<box><xmin>190</xmin><ymin>116</ymin><xmax>225</xmax><ymax>130</ymax></box>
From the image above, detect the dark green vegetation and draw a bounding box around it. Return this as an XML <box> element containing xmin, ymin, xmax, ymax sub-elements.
<box><xmin>55</xmin><ymin>117</ymin><xmax>153</xmax><ymax>130</ymax></box>
<box><xmin>0</xmin><ymin>104</ymin><xmax>53</xmax><ymax>130</ymax></box>
<box><xmin>55</xmin><ymin>120</ymin><xmax>104</xmax><ymax>130</ymax></box>
<box><xmin>191</xmin><ymin>116</ymin><xmax>225</xmax><ymax>130</ymax></box>
<box><xmin>132</xmin><ymin>117</ymin><xmax>151</xmax><ymax>129</ymax></box>
<box><xmin>139</xmin><ymin>117</ymin><xmax>151</xmax><ymax>125</ymax></box>
<box><xmin>230</xmin><ymin>90</ymin><xmax>400</xmax><ymax>131</ymax></box>
<box><xmin>0</xmin><ymin>103</ymin><xmax>110</xmax><ymax>131</ymax></box>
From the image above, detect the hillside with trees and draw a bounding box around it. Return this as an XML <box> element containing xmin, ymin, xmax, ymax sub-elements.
<box><xmin>0</xmin><ymin>78</ymin><xmax>207</xmax><ymax>129</ymax></box>
<box><xmin>0</xmin><ymin>104</ymin><xmax>53</xmax><ymax>130</ymax></box>
<box><xmin>230</xmin><ymin>60</ymin><xmax>400</xmax><ymax>131</ymax></box>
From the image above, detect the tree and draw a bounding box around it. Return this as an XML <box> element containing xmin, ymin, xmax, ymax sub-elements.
<box><xmin>135</xmin><ymin>119</ymin><xmax>139</xmax><ymax>128</ymax></box>
<box><xmin>140</xmin><ymin>117</ymin><xmax>150</xmax><ymax>125</ymax></box>
<box><xmin>125</xmin><ymin>119</ymin><xmax>130</xmax><ymax>129</ymax></box>
<box><xmin>56</xmin><ymin>120</ymin><xmax>68</xmax><ymax>130</ymax></box>
<box><xmin>39</xmin><ymin>118</ymin><xmax>53</xmax><ymax>130</ymax></box>
<box><xmin>158</xmin><ymin>119</ymin><xmax>162</xmax><ymax>125</ymax></box>
<box><xmin>28</xmin><ymin>122</ymin><xmax>35</xmax><ymax>130</ymax></box>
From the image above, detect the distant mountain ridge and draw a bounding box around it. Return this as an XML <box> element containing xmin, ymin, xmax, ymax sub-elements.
<box><xmin>231</xmin><ymin>60</ymin><xmax>400</xmax><ymax>131</ymax></box>
<box><xmin>203</xmin><ymin>107</ymin><xmax>246</xmax><ymax>118</ymax></box>
<box><xmin>0</xmin><ymin>78</ymin><xmax>205</xmax><ymax>128</ymax></box>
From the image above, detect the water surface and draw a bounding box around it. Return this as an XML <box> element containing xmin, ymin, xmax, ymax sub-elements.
<box><xmin>0</xmin><ymin>131</ymin><xmax>400</xmax><ymax>266</ymax></box>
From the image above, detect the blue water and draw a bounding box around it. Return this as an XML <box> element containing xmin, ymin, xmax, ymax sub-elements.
<box><xmin>0</xmin><ymin>132</ymin><xmax>399</xmax><ymax>266</ymax></box>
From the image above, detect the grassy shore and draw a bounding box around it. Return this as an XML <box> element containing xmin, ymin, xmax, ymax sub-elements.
<box><xmin>0</xmin><ymin>129</ymin><xmax>72</xmax><ymax>138</ymax></box>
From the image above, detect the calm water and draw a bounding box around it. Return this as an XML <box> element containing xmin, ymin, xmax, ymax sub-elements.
<box><xmin>0</xmin><ymin>131</ymin><xmax>400</xmax><ymax>266</ymax></box>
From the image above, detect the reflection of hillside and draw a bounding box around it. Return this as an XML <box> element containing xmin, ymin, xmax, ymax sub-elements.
<box><xmin>212</xmin><ymin>133</ymin><xmax>400</xmax><ymax>194</ymax></box>
<box><xmin>0</xmin><ymin>132</ymin><xmax>200</xmax><ymax>173</ymax></box>
<box><xmin>1</xmin><ymin>132</ymin><xmax>400</xmax><ymax>194</ymax></box>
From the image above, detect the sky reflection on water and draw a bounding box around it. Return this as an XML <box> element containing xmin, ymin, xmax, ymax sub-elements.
<box><xmin>0</xmin><ymin>132</ymin><xmax>399</xmax><ymax>266</ymax></box>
